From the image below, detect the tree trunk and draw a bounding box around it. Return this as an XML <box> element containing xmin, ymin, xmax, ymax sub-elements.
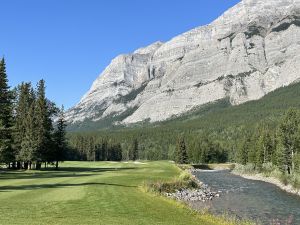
<box><xmin>292</xmin><ymin>149</ymin><xmax>295</xmax><ymax>174</ymax></box>
<box><xmin>55</xmin><ymin>161</ymin><xmax>59</xmax><ymax>170</ymax></box>
<box><xmin>36</xmin><ymin>162</ymin><xmax>41</xmax><ymax>170</ymax></box>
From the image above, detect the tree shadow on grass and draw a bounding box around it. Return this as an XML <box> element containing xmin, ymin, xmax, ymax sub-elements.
<box><xmin>0</xmin><ymin>167</ymin><xmax>138</xmax><ymax>180</ymax></box>
<box><xmin>0</xmin><ymin>182</ymin><xmax>137</xmax><ymax>192</ymax></box>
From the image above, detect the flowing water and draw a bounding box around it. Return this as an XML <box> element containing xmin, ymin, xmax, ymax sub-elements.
<box><xmin>193</xmin><ymin>170</ymin><xmax>300</xmax><ymax>225</ymax></box>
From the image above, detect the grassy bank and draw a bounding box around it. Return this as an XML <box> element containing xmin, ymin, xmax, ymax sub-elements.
<box><xmin>0</xmin><ymin>161</ymin><xmax>240</xmax><ymax>225</ymax></box>
<box><xmin>141</xmin><ymin>169</ymin><xmax>199</xmax><ymax>193</ymax></box>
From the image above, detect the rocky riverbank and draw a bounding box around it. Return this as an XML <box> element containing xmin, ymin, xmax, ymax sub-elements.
<box><xmin>233</xmin><ymin>172</ymin><xmax>300</xmax><ymax>197</ymax></box>
<box><xmin>165</xmin><ymin>186</ymin><xmax>221</xmax><ymax>202</ymax></box>
<box><xmin>165</xmin><ymin>169</ymin><xmax>221</xmax><ymax>202</ymax></box>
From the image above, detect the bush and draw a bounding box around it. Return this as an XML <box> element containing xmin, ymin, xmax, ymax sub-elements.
<box><xmin>142</xmin><ymin>170</ymin><xmax>199</xmax><ymax>194</ymax></box>
<box><xmin>178</xmin><ymin>170</ymin><xmax>193</xmax><ymax>181</ymax></box>
<box><xmin>289</xmin><ymin>174</ymin><xmax>300</xmax><ymax>189</ymax></box>
<box><xmin>177</xmin><ymin>164</ymin><xmax>192</xmax><ymax>170</ymax></box>
<box><xmin>234</xmin><ymin>163</ymin><xmax>256</xmax><ymax>174</ymax></box>
<box><xmin>262</xmin><ymin>163</ymin><xmax>277</xmax><ymax>177</ymax></box>
<box><xmin>278</xmin><ymin>173</ymin><xmax>289</xmax><ymax>186</ymax></box>
<box><xmin>269</xmin><ymin>168</ymin><xmax>282</xmax><ymax>179</ymax></box>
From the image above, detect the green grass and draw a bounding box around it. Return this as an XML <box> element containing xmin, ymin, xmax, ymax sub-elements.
<box><xmin>0</xmin><ymin>161</ymin><xmax>235</xmax><ymax>225</ymax></box>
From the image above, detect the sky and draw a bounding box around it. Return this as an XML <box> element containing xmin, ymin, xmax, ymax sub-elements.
<box><xmin>0</xmin><ymin>0</ymin><xmax>241</xmax><ymax>109</ymax></box>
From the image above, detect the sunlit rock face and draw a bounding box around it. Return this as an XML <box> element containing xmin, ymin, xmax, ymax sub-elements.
<box><xmin>66</xmin><ymin>0</ymin><xmax>300</xmax><ymax>125</ymax></box>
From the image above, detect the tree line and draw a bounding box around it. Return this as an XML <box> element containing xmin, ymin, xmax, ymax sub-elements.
<box><xmin>0</xmin><ymin>58</ymin><xmax>67</xmax><ymax>170</ymax></box>
<box><xmin>67</xmin><ymin>134</ymin><xmax>138</xmax><ymax>162</ymax></box>
<box><xmin>68</xmin><ymin>130</ymin><xmax>228</xmax><ymax>164</ymax></box>
<box><xmin>236</xmin><ymin>108</ymin><xmax>300</xmax><ymax>176</ymax></box>
<box><xmin>67</xmin><ymin>107</ymin><xmax>300</xmax><ymax>179</ymax></box>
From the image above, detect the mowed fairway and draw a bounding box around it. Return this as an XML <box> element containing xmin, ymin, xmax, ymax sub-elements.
<box><xmin>0</xmin><ymin>161</ymin><xmax>229</xmax><ymax>225</ymax></box>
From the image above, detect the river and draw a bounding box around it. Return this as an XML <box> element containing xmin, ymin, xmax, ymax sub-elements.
<box><xmin>192</xmin><ymin>170</ymin><xmax>300</xmax><ymax>225</ymax></box>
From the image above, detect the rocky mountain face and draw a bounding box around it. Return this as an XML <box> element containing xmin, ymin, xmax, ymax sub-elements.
<box><xmin>66</xmin><ymin>0</ymin><xmax>300</xmax><ymax>126</ymax></box>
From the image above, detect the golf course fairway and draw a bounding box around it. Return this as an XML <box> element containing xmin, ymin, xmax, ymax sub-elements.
<box><xmin>0</xmin><ymin>161</ymin><xmax>233</xmax><ymax>225</ymax></box>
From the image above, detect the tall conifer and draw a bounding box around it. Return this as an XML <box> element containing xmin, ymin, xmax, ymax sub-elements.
<box><xmin>0</xmin><ymin>58</ymin><xmax>14</xmax><ymax>166</ymax></box>
<box><xmin>53</xmin><ymin>106</ymin><xmax>67</xmax><ymax>169</ymax></box>
<box><xmin>175</xmin><ymin>137</ymin><xmax>188</xmax><ymax>164</ymax></box>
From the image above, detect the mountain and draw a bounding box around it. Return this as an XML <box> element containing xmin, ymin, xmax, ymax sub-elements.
<box><xmin>66</xmin><ymin>0</ymin><xmax>300</xmax><ymax>129</ymax></box>
<box><xmin>67</xmin><ymin>81</ymin><xmax>300</xmax><ymax>132</ymax></box>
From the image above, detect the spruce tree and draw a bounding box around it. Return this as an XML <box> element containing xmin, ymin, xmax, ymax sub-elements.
<box><xmin>21</xmin><ymin>100</ymin><xmax>38</xmax><ymax>169</ymax></box>
<box><xmin>277</xmin><ymin>108</ymin><xmax>300</xmax><ymax>174</ymax></box>
<box><xmin>256</xmin><ymin>125</ymin><xmax>273</xmax><ymax>165</ymax></box>
<box><xmin>35</xmin><ymin>80</ymin><xmax>53</xmax><ymax>168</ymax></box>
<box><xmin>53</xmin><ymin>106</ymin><xmax>67</xmax><ymax>169</ymax></box>
<box><xmin>14</xmin><ymin>83</ymin><xmax>35</xmax><ymax>167</ymax></box>
<box><xmin>101</xmin><ymin>139</ymin><xmax>108</xmax><ymax>161</ymax></box>
<box><xmin>199</xmin><ymin>138</ymin><xmax>209</xmax><ymax>164</ymax></box>
<box><xmin>0</xmin><ymin>58</ymin><xmax>15</xmax><ymax>166</ymax></box>
<box><xmin>175</xmin><ymin>137</ymin><xmax>188</xmax><ymax>164</ymax></box>
<box><xmin>130</xmin><ymin>139</ymin><xmax>138</xmax><ymax>161</ymax></box>
<box><xmin>115</xmin><ymin>143</ymin><xmax>122</xmax><ymax>161</ymax></box>
<box><xmin>237</xmin><ymin>137</ymin><xmax>250</xmax><ymax>165</ymax></box>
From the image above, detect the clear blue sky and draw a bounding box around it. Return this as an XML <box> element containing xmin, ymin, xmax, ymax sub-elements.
<box><xmin>0</xmin><ymin>0</ymin><xmax>241</xmax><ymax>109</ymax></box>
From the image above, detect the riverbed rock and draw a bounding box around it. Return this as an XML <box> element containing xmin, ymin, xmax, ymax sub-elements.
<box><xmin>165</xmin><ymin>184</ymin><xmax>220</xmax><ymax>202</ymax></box>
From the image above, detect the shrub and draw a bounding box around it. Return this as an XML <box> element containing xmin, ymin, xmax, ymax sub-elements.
<box><xmin>262</xmin><ymin>163</ymin><xmax>277</xmax><ymax>177</ymax></box>
<box><xmin>178</xmin><ymin>170</ymin><xmax>193</xmax><ymax>181</ymax></box>
<box><xmin>278</xmin><ymin>173</ymin><xmax>289</xmax><ymax>186</ymax></box>
<box><xmin>290</xmin><ymin>174</ymin><xmax>300</xmax><ymax>189</ymax></box>
<box><xmin>142</xmin><ymin>170</ymin><xmax>199</xmax><ymax>194</ymax></box>
<box><xmin>234</xmin><ymin>163</ymin><xmax>256</xmax><ymax>174</ymax></box>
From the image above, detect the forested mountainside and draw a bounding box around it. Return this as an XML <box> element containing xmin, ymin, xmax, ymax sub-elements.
<box><xmin>68</xmin><ymin>81</ymin><xmax>300</xmax><ymax>164</ymax></box>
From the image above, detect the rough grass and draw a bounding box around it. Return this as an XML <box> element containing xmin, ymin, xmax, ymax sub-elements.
<box><xmin>142</xmin><ymin>169</ymin><xmax>199</xmax><ymax>194</ymax></box>
<box><xmin>0</xmin><ymin>161</ymin><xmax>236</xmax><ymax>225</ymax></box>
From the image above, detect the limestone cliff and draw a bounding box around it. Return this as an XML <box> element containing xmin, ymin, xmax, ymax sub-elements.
<box><xmin>66</xmin><ymin>0</ymin><xmax>300</xmax><ymax>126</ymax></box>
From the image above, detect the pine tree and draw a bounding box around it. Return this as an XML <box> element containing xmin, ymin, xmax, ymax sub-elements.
<box><xmin>175</xmin><ymin>137</ymin><xmax>188</xmax><ymax>164</ymax></box>
<box><xmin>101</xmin><ymin>139</ymin><xmax>108</xmax><ymax>161</ymax></box>
<box><xmin>0</xmin><ymin>58</ymin><xmax>15</xmax><ymax>166</ymax></box>
<box><xmin>53</xmin><ymin>106</ymin><xmax>67</xmax><ymax>169</ymax></box>
<box><xmin>115</xmin><ymin>143</ymin><xmax>122</xmax><ymax>161</ymax></box>
<box><xmin>129</xmin><ymin>139</ymin><xmax>138</xmax><ymax>161</ymax></box>
<box><xmin>277</xmin><ymin>108</ymin><xmax>300</xmax><ymax>174</ymax></box>
<box><xmin>237</xmin><ymin>137</ymin><xmax>250</xmax><ymax>165</ymax></box>
<box><xmin>256</xmin><ymin>125</ymin><xmax>274</xmax><ymax>166</ymax></box>
<box><xmin>35</xmin><ymin>80</ymin><xmax>53</xmax><ymax>168</ymax></box>
<box><xmin>199</xmin><ymin>138</ymin><xmax>209</xmax><ymax>164</ymax></box>
<box><xmin>21</xmin><ymin>100</ymin><xmax>38</xmax><ymax>169</ymax></box>
<box><xmin>14</xmin><ymin>83</ymin><xmax>34</xmax><ymax>168</ymax></box>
